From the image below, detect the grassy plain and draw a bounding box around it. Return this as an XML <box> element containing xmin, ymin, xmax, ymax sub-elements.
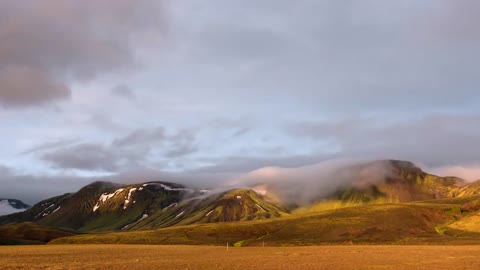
<box><xmin>1</xmin><ymin>245</ymin><xmax>480</xmax><ymax>270</ymax></box>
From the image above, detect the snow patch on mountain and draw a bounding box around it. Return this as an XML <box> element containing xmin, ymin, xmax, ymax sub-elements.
<box><xmin>93</xmin><ymin>188</ymin><xmax>125</xmax><ymax>212</ymax></box>
<box><xmin>123</xmin><ymin>188</ymin><xmax>137</xmax><ymax>210</ymax></box>
<box><xmin>175</xmin><ymin>211</ymin><xmax>185</xmax><ymax>218</ymax></box>
<box><xmin>121</xmin><ymin>213</ymin><xmax>149</xmax><ymax>230</ymax></box>
<box><xmin>162</xmin><ymin>203</ymin><xmax>177</xmax><ymax>211</ymax></box>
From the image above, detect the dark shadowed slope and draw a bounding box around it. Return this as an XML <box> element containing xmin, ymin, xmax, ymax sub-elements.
<box><xmin>0</xmin><ymin>222</ymin><xmax>75</xmax><ymax>245</ymax></box>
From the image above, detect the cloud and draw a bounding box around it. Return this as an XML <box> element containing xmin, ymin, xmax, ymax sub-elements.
<box><xmin>0</xmin><ymin>165</ymin><xmax>92</xmax><ymax>204</ymax></box>
<box><xmin>165</xmin><ymin>129</ymin><xmax>198</xmax><ymax>158</ymax></box>
<box><xmin>193</xmin><ymin>154</ymin><xmax>328</xmax><ymax>174</ymax></box>
<box><xmin>289</xmin><ymin>114</ymin><xmax>480</xmax><ymax>168</ymax></box>
<box><xmin>156</xmin><ymin>0</ymin><xmax>480</xmax><ymax>116</ymax></box>
<box><xmin>0</xmin><ymin>200</ymin><xmax>26</xmax><ymax>216</ymax></box>
<box><xmin>228</xmin><ymin>159</ymin><xmax>395</xmax><ymax>205</ymax></box>
<box><xmin>40</xmin><ymin>143</ymin><xmax>134</xmax><ymax>172</ymax></box>
<box><xmin>433</xmin><ymin>166</ymin><xmax>480</xmax><ymax>182</ymax></box>
<box><xmin>113</xmin><ymin>127</ymin><xmax>166</xmax><ymax>147</ymax></box>
<box><xmin>88</xmin><ymin>113</ymin><xmax>127</xmax><ymax>132</ymax></box>
<box><xmin>0</xmin><ymin>0</ymin><xmax>164</xmax><ymax>108</ymax></box>
<box><xmin>33</xmin><ymin>127</ymin><xmax>199</xmax><ymax>172</ymax></box>
<box><xmin>20</xmin><ymin>138</ymin><xmax>79</xmax><ymax>155</ymax></box>
<box><xmin>0</xmin><ymin>67</ymin><xmax>70</xmax><ymax>107</ymax></box>
<box><xmin>111</xmin><ymin>84</ymin><xmax>135</xmax><ymax>99</ymax></box>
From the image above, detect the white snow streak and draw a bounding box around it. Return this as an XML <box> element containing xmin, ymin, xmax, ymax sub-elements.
<box><xmin>162</xmin><ymin>203</ymin><xmax>177</xmax><ymax>211</ymax></box>
<box><xmin>93</xmin><ymin>188</ymin><xmax>124</xmax><ymax>212</ymax></box>
<box><xmin>255</xmin><ymin>204</ymin><xmax>267</xmax><ymax>212</ymax></box>
<box><xmin>205</xmin><ymin>210</ymin><xmax>214</xmax><ymax>217</ymax></box>
<box><xmin>123</xmin><ymin>188</ymin><xmax>137</xmax><ymax>210</ymax></box>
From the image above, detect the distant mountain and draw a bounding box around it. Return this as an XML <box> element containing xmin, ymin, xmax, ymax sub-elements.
<box><xmin>0</xmin><ymin>199</ymin><xmax>30</xmax><ymax>216</ymax></box>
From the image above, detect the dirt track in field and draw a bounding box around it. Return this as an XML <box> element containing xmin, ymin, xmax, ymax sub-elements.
<box><xmin>1</xmin><ymin>245</ymin><xmax>480</xmax><ymax>269</ymax></box>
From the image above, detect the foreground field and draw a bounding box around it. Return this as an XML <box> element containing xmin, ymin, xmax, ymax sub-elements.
<box><xmin>1</xmin><ymin>245</ymin><xmax>480</xmax><ymax>270</ymax></box>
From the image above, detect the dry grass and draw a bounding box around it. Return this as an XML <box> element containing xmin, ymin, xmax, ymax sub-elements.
<box><xmin>1</xmin><ymin>245</ymin><xmax>480</xmax><ymax>270</ymax></box>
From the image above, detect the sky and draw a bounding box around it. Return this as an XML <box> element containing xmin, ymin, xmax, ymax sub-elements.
<box><xmin>1</xmin><ymin>0</ymin><xmax>480</xmax><ymax>204</ymax></box>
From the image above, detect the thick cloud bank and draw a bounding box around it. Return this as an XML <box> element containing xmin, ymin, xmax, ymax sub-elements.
<box><xmin>0</xmin><ymin>0</ymin><xmax>163</xmax><ymax>107</ymax></box>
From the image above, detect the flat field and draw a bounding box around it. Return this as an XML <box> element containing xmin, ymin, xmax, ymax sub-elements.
<box><xmin>1</xmin><ymin>245</ymin><xmax>480</xmax><ymax>270</ymax></box>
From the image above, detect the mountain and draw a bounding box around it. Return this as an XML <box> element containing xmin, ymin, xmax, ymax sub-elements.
<box><xmin>295</xmin><ymin>160</ymin><xmax>466</xmax><ymax>213</ymax></box>
<box><xmin>0</xmin><ymin>181</ymin><xmax>204</xmax><ymax>232</ymax></box>
<box><xmin>2</xmin><ymin>159</ymin><xmax>480</xmax><ymax>246</ymax></box>
<box><xmin>0</xmin><ymin>199</ymin><xmax>30</xmax><ymax>216</ymax></box>
<box><xmin>0</xmin><ymin>181</ymin><xmax>285</xmax><ymax>233</ymax></box>
<box><xmin>334</xmin><ymin>160</ymin><xmax>463</xmax><ymax>199</ymax></box>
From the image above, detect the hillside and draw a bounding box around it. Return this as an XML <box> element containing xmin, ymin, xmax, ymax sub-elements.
<box><xmin>51</xmin><ymin>195</ymin><xmax>480</xmax><ymax>246</ymax></box>
<box><xmin>452</xmin><ymin>180</ymin><xmax>480</xmax><ymax>197</ymax></box>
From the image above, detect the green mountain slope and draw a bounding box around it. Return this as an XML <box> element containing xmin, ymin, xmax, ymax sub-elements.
<box><xmin>128</xmin><ymin>189</ymin><xmax>288</xmax><ymax>230</ymax></box>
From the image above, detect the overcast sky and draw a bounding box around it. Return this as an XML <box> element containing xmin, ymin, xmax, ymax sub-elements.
<box><xmin>1</xmin><ymin>0</ymin><xmax>480</xmax><ymax>203</ymax></box>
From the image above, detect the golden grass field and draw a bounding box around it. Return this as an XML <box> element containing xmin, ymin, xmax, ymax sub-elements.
<box><xmin>1</xmin><ymin>245</ymin><xmax>480</xmax><ymax>270</ymax></box>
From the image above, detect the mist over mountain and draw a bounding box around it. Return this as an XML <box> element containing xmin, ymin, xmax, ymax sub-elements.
<box><xmin>0</xmin><ymin>199</ymin><xmax>30</xmax><ymax>216</ymax></box>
